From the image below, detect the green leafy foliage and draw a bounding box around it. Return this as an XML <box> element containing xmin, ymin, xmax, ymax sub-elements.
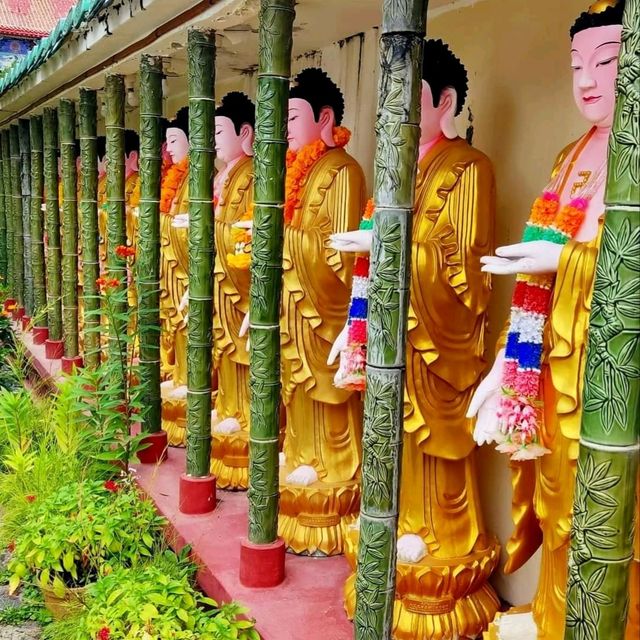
<box><xmin>7</xmin><ymin>479</ymin><xmax>166</xmax><ymax>594</ymax></box>
<box><xmin>0</xmin><ymin>582</ymin><xmax>52</xmax><ymax>625</ymax></box>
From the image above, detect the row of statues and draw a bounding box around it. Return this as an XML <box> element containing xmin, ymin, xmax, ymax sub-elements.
<box><xmin>58</xmin><ymin>1</ymin><xmax>636</xmax><ymax>637</ymax></box>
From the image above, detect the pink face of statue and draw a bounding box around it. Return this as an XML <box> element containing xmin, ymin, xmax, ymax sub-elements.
<box><xmin>215</xmin><ymin>116</ymin><xmax>245</xmax><ymax>165</ymax></box>
<box><xmin>287</xmin><ymin>98</ymin><xmax>324</xmax><ymax>152</ymax></box>
<box><xmin>571</xmin><ymin>24</ymin><xmax>622</xmax><ymax>128</ymax></box>
<box><xmin>165</xmin><ymin>127</ymin><xmax>189</xmax><ymax>164</ymax></box>
<box><xmin>97</xmin><ymin>155</ymin><xmax>107</xmax><ymax>178</ymax></box>
<box><xmin>420</xmin><ymin>81</ymin><xmax>443</xmax><ymax>145</ymax></box>
<box><xmin>125</xmin><ymin>151</ymin><xmax>139</xmax><ymax>177</ymax></box>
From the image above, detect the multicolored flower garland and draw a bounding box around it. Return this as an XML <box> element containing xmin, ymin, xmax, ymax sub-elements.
<box><xmin>227</xmin><ymin>127</ymin><xmax>352</xmax><ymax>270</ymax></box>
<box><xmin>159</xmin><ymin>157</ymin><xmax>189</xmax><ymax>216</ymax></box>
<box><xmin>334</xmin><ymin>198</ymin><xmax>374</xmax><ymax>391</ymax></box>
<box><xmin>496</xmin><ymin>143</ymin><xmax>605</xmax><ymax>460</ymax></box>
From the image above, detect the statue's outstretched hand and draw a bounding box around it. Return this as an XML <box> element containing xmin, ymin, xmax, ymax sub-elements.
<box><xmin>329</xmin><ymin>230</ymin><xmax>373</xmax><ymax>253</ymax></box>
<box><xmin>240</xmin><ymin>311</ymin><xmax>250</xmax><ymax>351</ymax></box>
<box><xmin>467</xmin><ymin>349</ymin><xmax>505</xmax><ymax>446</ymax></box>
<box><xmin>172</xmin><ymin>213</ymin><xmax>190</xmax><ymax>229</ymax></box>
<box><xmin>233</xmin><ymin>219</ymin><xmax>253</xmax><ymax>238</ymax></box>
<box><xmin>327</xmin><ymin>323</ymin><xmax>349</xmax><ymax>366</ymax></box>
<box><xmin>481</xmin><ymin>241</ymin><xmax>563</xmax><ymax>276</ymax></box>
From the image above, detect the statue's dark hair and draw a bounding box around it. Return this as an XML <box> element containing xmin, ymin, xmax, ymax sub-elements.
<box><xmin>215</xmin><ymin>92</ymin><xmax>255</xmax><ymax>134</ymax></box>
<box><xmin>289</xmin><ymin>67</ymin><xmax>345</xmax><ymax>126</ymax></box>
<box><xmin>96</xmin><ymin>135</ymin><xmax>106</xmax><ymax>159</ymax></box>
<box><xmin>570</xmin><ymin>1</ymin><xmax>625</xmax><ymax>39</ymax></box>
<box><xmin>124</xmin><ymin>130</ymin><xmax>139</xmax><ymax>155</ymax></box>
<box><xmin>167</xmin><ymin>106</ymin><xmax>189</xmax><ymax>136</ymax></box>
<box><xmin>422</xmin><ymin>39</ymin><xmax>468</xmax><ymax>116</ymax></box>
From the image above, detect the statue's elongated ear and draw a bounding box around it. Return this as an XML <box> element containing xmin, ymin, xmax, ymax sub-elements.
<box><xmin>319</xmin><ymin>106</ymin><xmax>337</xmax><ymax>148</ymax></box>
<box><xmin>240</xmin><ymin>123</ymin><xmax>254</xmax><ymax>156</ymax></box>
<box><xmin>439</xmin><ymin>87</ymin><xmax>459</xmax><ymax>140</ymax></box>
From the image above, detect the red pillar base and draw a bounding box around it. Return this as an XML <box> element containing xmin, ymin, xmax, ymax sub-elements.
<box><xmin>178</xmin><ymin>473</ymin><xmax>216</xmax><ymax>515</ymax></box>
<box><xmin>137</xmin><ymin>431</ymin><xmax>169</xmax><ymax>464</ymax></box>
<box><xmin>20</xmin><ymin>316</ymin><xmax>31</xmax><ymax>332</ymax></box>
<box><xmin>240</xmin><ymin>537</ymin><xmax>286</xmax><ymax>588</ymax></box>
<box><xmin>44</xmin><ymin>339</ymin><xmax>64</xmax><ymax>360</ymax></box>
<box><xmin>3</xmin><ymin>299</ymin><xmax>16</xmax><ymax>312</ymax></box>
<box><xmin>32</xmin><ymin>326</ymin><xmax>49</xmax><ymax>345</ymax></box>
<box><xmin>61</xmin><ymin>355</ymin><xmax>83</xmax><ymax>374</ymax></box>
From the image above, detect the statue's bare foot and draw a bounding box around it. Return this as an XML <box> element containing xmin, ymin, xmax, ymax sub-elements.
<box><xmin>166</xmin><ymin>384</ymin><xmax>188</xmax><ymax>401</ymax></box>
<box><xmin>397</xmin><ymin>534</ymin><xmax>427</xmax><ymax>564</ymax></box>
<box><xmin>214</xmin><ymin>417</ymin><xmax>241</xmax><ymax>435</ymax></box>
<box><xmin>286</xmin><ymin>465</ymin><xmax>318</xmax><ymax>486</ymax></box>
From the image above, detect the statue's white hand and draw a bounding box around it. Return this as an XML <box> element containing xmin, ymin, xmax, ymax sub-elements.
<box><xmin>467</xmin><ymin>349</ymin><xmax>505</xmax><ymax>446</ymax></box>
<box><xmin>481</xmin><ymin>241</ymin><xmax>563</xmax><ymax>276</ymax></box>
<box><xmin>172</xmin><ymin>213</ymin><xmax>190</xmax><ymax>229</ymax></box>
<box><xmin>132</xmin><ymin>206</ymin><xmax>140</xmax><ymax>218</ymax></box>
<box><xmin>327</xmin><ymin>323</ymin><xmax>349</xmax><ymax>366</ymax></box>
<box><xmin>233</xmin><ymin>219</ymin><xmax>253</xmax><ymax>238</ymax></box>
<box><xmin>329</xmin><ymin>230</ymin><xmax>373</xmax><ymax>253</ymax></box>
<box><xmin>240</xmin><ymin>311</ymin><xmax>250</xmax><ymax>351</ymax></box>
<box><xmin>178</xmin><ymin>288</ymin><xmax>189</xmax><ymax>313</ymax></box>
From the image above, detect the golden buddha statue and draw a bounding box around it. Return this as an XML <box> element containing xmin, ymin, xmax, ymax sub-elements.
<box><xmin>159</xmin><ymin>108</ymin><xmax>191</xmax><ymax>446</ymax></box>
<box><xmin>272</xmin><ymin>68</ymin><xmax>366</xmax><ymax>556</ymax></box>
<box><xmin>331</xmin><ymin>40</ymin><xmax>499</xmax><ymax>639</ymax></box>
<box><xmin>471</xmin><ymin>3</ymin><xmax>638</xmax><ymax>638</ymax></box>
<box><xmin>204</xmin><ymin>92</ymin><xmax>255</xmax><ymax>490</ymax></box>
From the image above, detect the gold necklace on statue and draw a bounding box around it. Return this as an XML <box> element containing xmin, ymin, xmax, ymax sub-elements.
<box><xmin>571</xmin><ymin>170</ymin><xmax>593</xmax><ymax>197</ymax></box>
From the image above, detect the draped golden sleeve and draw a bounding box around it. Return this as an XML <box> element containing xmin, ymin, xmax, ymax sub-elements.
<box><xmin>210</xmin><ymin>156</ymin><xmax>254</xmax><ymax>489</ymax></box>
<box><xmin>278</xmin><ymin>147</ymin><xmax>366</xmax><ymax>557</ymax></box>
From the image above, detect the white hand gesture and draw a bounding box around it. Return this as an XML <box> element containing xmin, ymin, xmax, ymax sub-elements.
<box><xmin>329</xmin><ymin>230</ymin><xmax>373</xmax><ymax>253</ymax></box>
<box><xmin>480</xmin><ymin>241</ymin><xmax>563</xmax><ymax>276</ymax></box>
<box><xmin>240</xmin><ymin>311</ymin><xmax>250</xmax><ymax>351</ymax></box>
<box><xmin>233</xmin><ymin>219</ymin><xmax>253</xmax><ymax>238</ymax></box>
<box><xmin>172</xmin><ymin>213</ymin><xmax>190</xmax><ymax>229</ymax></box>
<box><xmin>467</xmin><ymin>349</ymin><xmax>505</xmax><ymax>446</ymax></box>
<box><xmin>327</xmin><ymin>323</ymin><xmax>349</xmax><ymax>366</ymax></box>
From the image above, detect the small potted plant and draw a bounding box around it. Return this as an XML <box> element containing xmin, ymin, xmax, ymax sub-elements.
<box><xmin>8</xmin><ymin>478</ymin><xmax>165</xmax><ymax>619</ymax></box>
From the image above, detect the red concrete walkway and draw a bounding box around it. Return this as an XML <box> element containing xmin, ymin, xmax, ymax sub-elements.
<box><xmin>134</xmin><ymin>451</ymin><xmax>354</xmax><ymax>640</ymax></box>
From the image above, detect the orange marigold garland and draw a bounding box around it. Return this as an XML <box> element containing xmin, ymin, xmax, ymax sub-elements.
<box><xmin>228</xmin><ymin>127</ymin><xmax>352</xmax><ymax>270</ymax></box>
<box><xmin>159</xmin><ymin>157</ymin><xmax>189</xmax><ymax>216</ymax></box>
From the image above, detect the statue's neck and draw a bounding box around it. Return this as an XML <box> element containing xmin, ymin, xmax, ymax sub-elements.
<box><xmin>214</xmin><ymin>155</ymin><xmax>245</xmax><ymax>198</ymax></box>
<box><xmin>419</xmin><ymin>132</ymin><xmax>446</xmax><ymax>163</ymax></box>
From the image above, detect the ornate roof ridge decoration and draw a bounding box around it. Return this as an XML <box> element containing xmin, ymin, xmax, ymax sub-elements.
<box><xmin>0</xmin><ymin>0</ymin><xmax>113</xmax><ymax>97</ymax></box>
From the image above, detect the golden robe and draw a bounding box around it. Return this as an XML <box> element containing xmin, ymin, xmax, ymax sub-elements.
<box><xmin>279</xmin><ymin>146</ymin><xmax>366</xmax><ymax>556</ymax></box>
<box><xmin>210</xmin><ymin>156</ymin><xmax>253</xmax><ymax>489</ymax></box>
<box><xmin>344</xmin><ymin>137</ymin><xmax>499</xmax><ymax>639</ymax></box>
<box><xmin>159</xmin><ymin>171</ymin><xmax>189</xmax><ymax>386</ymax></box>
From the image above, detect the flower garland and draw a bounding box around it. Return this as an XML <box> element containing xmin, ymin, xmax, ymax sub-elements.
<box><xmin>227</xmin><ymin>127</ymin><xmax>352</xmax><ymax>270</ymax></box>
<box><xmin>497</xmin><ymin>141</ymin><xmax>605</xmax><ymax>460</ymax></box>
<box><xmin>334</xmin><ymin>198</ymin><xmax>374</xmax><ymax>391</ymax></box>
<box><xmin>159</xmin><ymin>157</ymin><xmax>189</xmax><ymax>216</ymax></box>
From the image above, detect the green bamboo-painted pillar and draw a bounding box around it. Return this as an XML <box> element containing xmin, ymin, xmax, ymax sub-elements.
<box><xmin>9</xmin><ymin>125</ymin><xmax>24</xmax><ymax>310</ymax></box>
<box><xmin>247</xmin><ymin>0</ymin><xmax>295</xmax><ymax>545</ymax></box>
<box><xmin>565</xmin><ymin>1</ymin><xmax>640</xmax><ymax>638</ymax></box>
<box><xmin>354</xmin><ymin>1</ymin><xmax>428</xmax><ymax>638</ymax></box>
<box><xmin>18</xmin><ymin>120</ymin><xmax>33</xmax><ymax>319</ymax></box>
<box><xmin>137</xmin><ymin>55</ymin><xmax>163</xmax><ymax>434</ymax></box>
<box><xmin>185</xmin><ymin>29</ymin><xmax>216</xmax><ymax>478</ymax></box>
<box><xmin>105</xmin><ymin>74</ymin><xmax>127</xmax><ymax>386</ymax></box>
<box><xmin>0</xmin><ymin>135</ymin><xmax>6</xmax><ymax>287</ymax></box>
<box><xmin>79</xmin><ymin>89</ymin><xmax>101</xmax><ymax>368</ymax></box>
<box><xmin>59</xmin><ymin>100</ymin><xmax>80</xmax><ymax>361</ymax></box>
<box><xmin>43</xmin><ymin>108</ymin><xmax>63</xmax><ymax>343</ymax></box>
<box><xmin>1</xmin><ymin>131</ymin><xmax>13</xmax><ymax>298</ymax></box>
<box><xmin>29</xmin><ymin>117</ymin><xmax>47</xmax><ymax>328</ymax></box>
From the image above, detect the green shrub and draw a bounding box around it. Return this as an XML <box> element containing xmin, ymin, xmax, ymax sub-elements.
<box><xmin>8</xmin><ymin>479</ymin><xmax>166</xmax><ymax>595</ymax></box>
<box><xmin>74</xmin><ymin>564</ymin><xmax>259</xmax><ymax>640</ymax></box>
